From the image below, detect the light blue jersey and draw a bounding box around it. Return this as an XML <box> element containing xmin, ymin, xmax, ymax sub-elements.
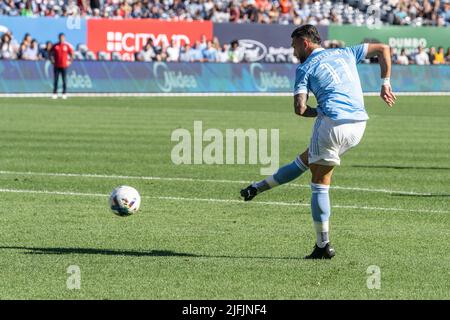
<box><xmin>294</xmin><ymin>44</ymin><xmax>369</xmax><ymax>121</ymax></box>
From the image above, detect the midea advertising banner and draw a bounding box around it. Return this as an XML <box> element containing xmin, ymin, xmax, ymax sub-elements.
<box><xmin>0</xmin><ymin>61</ymin><xmax>448</xmax><ymax>94</ymax></box>
<box><xmin>213</xmin><ymin>23</ymin><xmax>328</xmax><ymax>63</ymax></box>
<box><xmin>87</xmin><ymin>19</ymin><xmax>213</xmax><ymax>61</ymax></box>
<box><xmin>329</xmin><ymin>25</ymin><xmax>450</xmax><ymax>53</ymax></box>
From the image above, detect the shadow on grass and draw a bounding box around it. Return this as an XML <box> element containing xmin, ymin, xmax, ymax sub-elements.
<box><xmin>390</xmin><ymin>193</ymin><xmax>450</xmax><ymax>198</ymax></box>
<box><xmin>350</xmin><ymin>164</ymin><xmax>450</xmax><ymax>170</ymax></box>
<box><xmin>0</xmin><ymin>246</ymin><xmax>303</xmax><ymax>260</ymax></box>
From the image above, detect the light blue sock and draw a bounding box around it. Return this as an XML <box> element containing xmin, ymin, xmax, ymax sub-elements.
<box><xmin>311</xmin><ymin>183</ymin><xmax>331</xmax><ymax>248</ymax></box>
<box><xmin>253</xmin><ymin>156</ymin><xmax>308</xmax><ymax>193</ymax></box>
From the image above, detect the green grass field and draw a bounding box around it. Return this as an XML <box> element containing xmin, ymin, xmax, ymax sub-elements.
<box><xmin>0</xmin><ymin>96</ymin><xmax>449</xmax><ymax>299</ymax></box>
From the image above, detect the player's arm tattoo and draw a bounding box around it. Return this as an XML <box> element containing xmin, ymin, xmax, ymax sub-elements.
<box><xmin>294</xmin><ymin>93</ymin><xmax>318</xmax><ymax>118</ymax></box>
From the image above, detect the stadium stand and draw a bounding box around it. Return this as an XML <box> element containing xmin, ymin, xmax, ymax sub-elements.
<box><xmin>0</xmin><ymin>1</ymin><xmax>449</xmax><ymax>63</ymax></box>
<box><xmin>1</xmin><ymin>28</ymin><xmax>449</xmax><ymax>64</ymax></box>
<box><xmin>0</xmin><ymin>0</ymin><xmax>448</xmax><ymax>26</ymax></box>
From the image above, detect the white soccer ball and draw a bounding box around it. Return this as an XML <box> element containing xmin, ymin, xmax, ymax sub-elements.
<box><xmin>109</xmin><ymin>186</ymin><xmax>141</xmax><ymax>217</ymax></box>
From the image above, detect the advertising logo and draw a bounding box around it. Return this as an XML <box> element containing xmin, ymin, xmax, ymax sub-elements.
<box><xmin>153</xmin><ymin>62</ymin><xmax>197</xmax><ymax>93</ymax></box>
<box><xmin>44</xmin><ymin>60</ymin><xmax>93</xmax><ymax>89</ymax></box>
<box><xmin>235</xmin><ymin>39</ymin><xmax>295</xmax><ymax>63</ymax></box>
<box><xmin>105</xmin><ymin>31</ymin><xmax>190</xmax><ymax>53</ymax></box>
<box><xmin>388</xmin><ymin>37</ymin><xmax>427</xmax><ymax>52</ymax></box>
<box><xmin>250</xmin><ymin>63</ymin><xmax>291</xmax><ymax>92</ymax></box>
<box><xmin>212</xmin><ymin>23</ymin><xmax>323</xmax><ymax>63</ymax></box>
<box><xmin>239</xmin><ymin>39</ymin><xmax>267</xmax><ymax>62</ymax></box>
<box><xmin>87</xmin><ymin>19</ymin><xmax>213</xmax><ymax>61</ymax></box>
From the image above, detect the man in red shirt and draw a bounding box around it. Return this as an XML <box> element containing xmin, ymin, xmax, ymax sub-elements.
<box><xmin>50</xmin><ymin>33</ymin><xmax>74</xmax><ymax>99</ymax></box>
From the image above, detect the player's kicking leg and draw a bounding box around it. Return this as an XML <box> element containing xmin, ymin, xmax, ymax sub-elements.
<box><xmin>304</xmin><ymin>119</ymin><xmax>366</xmax><ymax>259</ymax></box>
<box><xmin>304</xmin><ymin>163</ymin><xmax>335</xmax><ymax>259</ymax></box>
<box><xmin>240</xmin><ymin>149</ymin><xmax>310</xmax><ymax>201</ymax></box>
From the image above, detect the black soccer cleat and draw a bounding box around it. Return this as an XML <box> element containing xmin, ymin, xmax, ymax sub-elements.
<box><xmin>240</xmin><ymin>185</ymin><xmax>258</xmax><ymax>202</ymax></box>
<box><xmin>304</xmin><ymin>243</ymin><xmax>336</xmax><ymax>260</ymax></box>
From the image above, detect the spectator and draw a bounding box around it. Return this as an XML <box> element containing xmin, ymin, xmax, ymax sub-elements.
<box><xmin>115</xmin><ymin>1</ymin><xmax>131</xmax><ymax>19</ymax></box>
<box><xmin>428</xmin><ymin>46</ymin><xmax>436</xmax><ymax>64</ymax></box>
<box><xmin>433</xmin><ymin>46</ymin><xmax>445</xmax><ymax>64</ymax></box>
<box><xmin>212</xmin><ymin>36</ymin><xmax>221</xmax><ymax>49</ymax></box>
<box><xmin>217</xmin><ymin>43</ymin><xmax>230</xmax><ymax>63</ymax></box>
<box><xmin>279</xmin><ymin>0</ymin><xmax>293</xmax><ymax>23</ymax></box>
<box><xmin>188</xmin><ymin>41</ymin><xmax>204</xmax><ymax>62</ymax></box>
<box><xmin>18</xmin><ymin>42</ymin><xmax>28</xmax><ymax>59</ymax></box>
<box><xmin>229</xmin><ymin>39</ymin><xmax>243</xmax><ymax>63</ymax></box>
<box><xmin>20</xmin><ymin>0</ymin><xmax>34</xmax><ymax>17</ymax></box>
<box><xmin>137</xmin><ymin>39</ymin><xmax>157</xmax><ymax>62</ymax></box>
<box><xmin>39</xmin><ymin>41</ymin><xmax>53</xmax><ymax>60</ymax></box>
<box><xmin>0</xmin><ymin>32</ymin><xmax>18</xmax><ymax>59</ymax></box>
<box><xmin>158</xmin><ymin>43</ymin><xmax>169</xmax><ymax>62</ymax></box>
<box><xmin>0</xmin><ymin>0</ymin><xmax>447</xmax><ymax>26</ymax></box>
<box><xmin>166</xmin><ymin>40</ymin><xmax>180</xmax><ymax>62</ymax></box>
<box><xmin>92</xmin><ymin>8</ymin><xmax>101</xmax><ymax>17</ymax></box>
<box><xmin>202</xmin><ymin>40</ymin><xmax>218</xmax><ymax>62</ymax></box>
<box><xmin>22</xmin><ymin>33</ymin><xmax>32</xmax><ymax>47</ymax></box>
<box><xmin>396</xmin><ymin>48</ymin><xmax>410</xmax><ymax>65</ymax></box>
<box><xmin>268</xmin><ymin>3</ymin><xmax>280</xmax><ymax>23</ymax></box>
<box><xmin>21</xmin><ymin>38</ymin><xmax>39</xmax><ymax>60</ymax></box>
<box><xmin>203</xmin><ymin>0</ymin><xmax>215</xmax><ymax>19</ymax></box>
<box><xmin>199</xmin><ymin>35</ymin><xmax>208</xmax><ymax>51</ymax></box>
<box><xmin>179</xmin><ymin>44</ymin><xmax>191</xmax><ymax>62</ymax></box>
<box><xmin>242</xmin><ymin>0</ymin><xmax>259</xmax><ymax>23</ymax></box>
<box><xmin>229</xmin><ymin>3</ymin><xmax>240</xmax><ymax>22</ymax></box>
<box><xmin>91</xmin><ymin>0</ymin><xmax>101</xmax><ymax>10</ymax></box>
<box><xmin>390</xmin><ymin>47</ymin><xmax>398</xmax><ymax>64</ymax></box>
<box><xmin>211</xmin><ymin>3</ymin><xmax>230</xmax><ymax>22</ymax></box>
<box><xmin>131</xmin><ymin>1</ymin><xmax>143</xmax><ymax>18</ymax></box>
<box><xmin>414</xmin><ymin>46</ymin><xmax>430</xmax><ymax>65</ymax></box>
<box><xmin>2</xmin><ymin>0</ymin><xmax>20</xmax><ymax>16</ymax></box>
<box><xmin>445</xmin><ymin>47</ymin><xmax>450</xmax><ymax>64</ymax></box>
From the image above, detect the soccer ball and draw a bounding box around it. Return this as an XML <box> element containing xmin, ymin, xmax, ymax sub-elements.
<box><xmin>109</xmin><ymin>186</ymin><xmax>141</xmax><ymax>217</ymax></box>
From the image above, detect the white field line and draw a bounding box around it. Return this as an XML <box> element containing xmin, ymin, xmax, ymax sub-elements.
<box><xmin>0</xmin><ymin>170</ymin><xmax>440</xmax><ymax>197</ymax></box>
<box><xmin>0</xmin><ymin>92</ymin><xmax>449</xmax><ymax>98</ymax></box>
<box><xmin>0</xmin><ymin>188</ymin><xmax>447</xmax><ymax>214</ymax></box>
<box><xmin>0</xmin><ymin>188</ymin><xmax>106</xmax><ymax>197</ymax></box>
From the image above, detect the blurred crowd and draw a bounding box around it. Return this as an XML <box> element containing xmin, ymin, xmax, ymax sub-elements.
<box><xmin>1</xmin><ymin>29</ymin><xmax>450</xmax><ymax>64</ymax></box>
<box><xmin>137</xmin><ymin>39</ymin><xmax>450</xmax><ymax>64</ymax></box>
<box><xmin>0</xmin><ymin>31</ymin><xmax>52</xmax><ymax>59</ymax></box>
<box><xmin>391</xmin><ymin>45</ymin><xmax>449</xmax><ymax>64</ymax></box>
<box><xmin>0</xmin><ymin>0</ymin><xmax>449</xmax><ymax>26</ymax></box>
<box><xmin>135</xmin><ymin>36</ymin><xmax>246</xmax><ymax>62</ymax></box>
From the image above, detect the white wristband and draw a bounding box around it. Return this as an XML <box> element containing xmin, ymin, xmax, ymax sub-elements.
<box><xmin>382</xmin><ymin>78</ymin><xmax>391</xmax><ymax>86</ymax></box>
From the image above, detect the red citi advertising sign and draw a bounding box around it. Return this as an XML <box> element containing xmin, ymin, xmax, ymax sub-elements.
<box><xmin>87</xmin><ymin>19</ymin><xmax>213</xmax><ymax>61</ymax></box>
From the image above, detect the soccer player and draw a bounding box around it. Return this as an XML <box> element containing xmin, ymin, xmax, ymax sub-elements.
<box><xmin>240</xmin><ymin>25</ymin><xmax>396</xmax><ymax>259</ymax></box>
<box><xmin>50</xmin><ymin>33</ymin><xmax>74</xmax><ymax>99</ymax></box>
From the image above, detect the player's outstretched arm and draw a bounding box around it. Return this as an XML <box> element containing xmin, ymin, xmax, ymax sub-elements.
<box><xmin>294</xmin><ymin>93</ymin><xmax>318</xmax><ymax>117</ymax></box>
<box><xmin>366</xmin><ymin>43</ymin><xmax>397</xmax><ymax>107</ymax></box>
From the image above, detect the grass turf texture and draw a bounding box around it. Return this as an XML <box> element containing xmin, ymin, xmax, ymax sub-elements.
<box><xmin>0</xmin><ymin>96</ymin><xmax>449</xmax><ymax>299</ymax></box>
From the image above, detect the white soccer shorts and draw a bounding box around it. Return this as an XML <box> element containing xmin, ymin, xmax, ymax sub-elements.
<box><xmin>308</xmin><ymin>116</ymin><xmax>366</xmax><ymax>166</ymax></box>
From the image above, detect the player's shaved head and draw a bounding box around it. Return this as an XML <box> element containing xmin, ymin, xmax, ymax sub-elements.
<box><xmin>291</xmin><ymin>25</ymin><xmax>321</xmax><ymax>45</ymax></box>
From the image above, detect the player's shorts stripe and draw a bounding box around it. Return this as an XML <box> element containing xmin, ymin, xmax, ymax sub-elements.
<box><xmin>316</xmin><ymin>118</ymin><xmax>323</xmax><ymax>155</ymax></box>
<box><xmin>311</xmin><ymin>119</ymin><xmax>317</xmax><ymax>155</ymax></box>
<box><xmin>309</xmin><ymin>122</ymin><xmax>315</xmax><ymax>155</ymax></box>
<box><xmin>312</xmin><ymin>118</ymin><xmax>322</xmax><ymax>156</ymax></box>
<box><xmin>311</xmin><ymin>119</ymin><xmax>318</xmax><ymax>155</ymax></box>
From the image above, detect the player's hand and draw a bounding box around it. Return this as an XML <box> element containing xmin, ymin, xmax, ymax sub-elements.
<box><xmin>380</xmin><ymin>84</ymin><xmax>396</xmax><ymax>107</ymax></box>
